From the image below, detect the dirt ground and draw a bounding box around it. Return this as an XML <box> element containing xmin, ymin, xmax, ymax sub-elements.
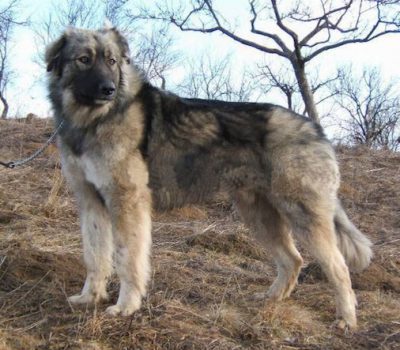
<box><xmin>0</xmin><ymin>118</ymin><xmax>399</xmax><ymax>350</ymax></box>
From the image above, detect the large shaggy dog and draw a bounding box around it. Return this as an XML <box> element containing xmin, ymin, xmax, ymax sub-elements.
<box><xmin>46</xmin><ymin>26</ymin><xmax>372</xmax><ymax>329</ymax></box>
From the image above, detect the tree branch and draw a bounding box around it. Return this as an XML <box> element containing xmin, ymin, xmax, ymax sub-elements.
<box><xmin>270</xmin><ymin>0</ymin><xmax>299</xmax><ymax>43</ymax></box>
<box><xmin>249</xmin><ymin>0</ymin><xmax>290</xmax><ymax>54</ymax></box>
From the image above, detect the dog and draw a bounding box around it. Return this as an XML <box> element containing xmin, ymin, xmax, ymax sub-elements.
<box><xmin>45</xmin><ymin>26</ymin><xmax>372</xmax><ymax>329</ymax></box>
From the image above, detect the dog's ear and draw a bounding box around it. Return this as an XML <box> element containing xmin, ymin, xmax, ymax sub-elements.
<box><xmin>111</xmin><ymin>28</ymin><xmax>131</xmax><ymax>64</ymax></box>
<box><xmin>103</xmin><ymin>18</ymin><xmax>113</xmax><ymax>30</ymax></box>
<box><xmin>45</xmin><ymin>33</ymin><xmax>68</xmax><ymax>76</ymax></box>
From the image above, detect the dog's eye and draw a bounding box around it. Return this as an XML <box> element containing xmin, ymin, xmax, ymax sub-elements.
<box><xmin>78</xmin><ymin>56</ymin><xmax>90</xmax><ymax>64</ymax></box>
<box><xmin>108</xmin><ymin>58</ymin><xmax>116</xmax><ymax>66</ymax></box>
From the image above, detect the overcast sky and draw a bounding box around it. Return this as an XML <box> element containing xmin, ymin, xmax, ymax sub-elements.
<box><xmin>4</xmin><ymin>0</ymin><xmax>400</xmax><ymax>133</ymax></box>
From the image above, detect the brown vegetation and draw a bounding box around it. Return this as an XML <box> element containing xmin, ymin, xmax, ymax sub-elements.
<box><xmin>0</xmin><ymin>118</ymin><xmax>399</xmax><ymax>349</ymax></box>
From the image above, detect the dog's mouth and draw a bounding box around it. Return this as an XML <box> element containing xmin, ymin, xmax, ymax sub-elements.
<box><xmin>75</xmin><ymin>93</ymin><xmax>115</xmax><ymax>106</ymax></box>
<box><xmin>94</xmin><ymin>96</ymin><xmax>115</xmax><ymax>105</ymax></box>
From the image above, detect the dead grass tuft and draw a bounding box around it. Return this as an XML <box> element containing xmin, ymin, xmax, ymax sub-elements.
<box><xmin>186</xmin><ymin>231</ymin><xmax>267</xmax><ymax>260</ymax></box>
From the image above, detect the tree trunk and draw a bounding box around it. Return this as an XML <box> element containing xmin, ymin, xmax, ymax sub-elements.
<box><xmin>0</xmin><ymin>94</ymin><xmax>8</xmax><ymax>119</ymax></box>
<box><xmin>292</xmin><ymin>61</ymin><xmax>320</xmax><ymax>123</ymax></box>
<box><xmin>286</xmin><ymin>91</ymin><xmax>293</xmax><ymax>111</ymax></box>
<box><xmin>160</xmin><ymin>75</ymin><xmax>166</xmax><ymax>90</ymax></box>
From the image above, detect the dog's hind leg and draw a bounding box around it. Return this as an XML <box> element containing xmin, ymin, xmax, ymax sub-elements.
<box><xmin>279</xmin><ymin>198</ymin><xmax>357</xmax><ymax>329</ymax></box>
<box><xmin>234</xmin><ymin>191</ymin><xmax>303</xmax><ymax>301</ymax></box>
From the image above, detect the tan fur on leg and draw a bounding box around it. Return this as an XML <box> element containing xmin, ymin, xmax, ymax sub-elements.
<box><xmin>235</xmin><ymin>191</ymin><xmax>303</xmax><ymax>301</ymax></box>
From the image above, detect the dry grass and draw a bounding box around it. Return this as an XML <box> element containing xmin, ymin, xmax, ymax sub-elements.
<box><xmin>0</xmin><ymin>118</ymin><xmax>399</xmax><ymax>349</ymax></box>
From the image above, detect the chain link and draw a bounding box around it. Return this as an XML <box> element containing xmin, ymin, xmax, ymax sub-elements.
<box><xmin>0</xmin><ymin>121</ymin><xmax>64</xmax><ymax>169</ymax></box>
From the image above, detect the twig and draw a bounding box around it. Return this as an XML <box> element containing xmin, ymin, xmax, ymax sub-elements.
<box><xmin>0</xmin><ymin>256</ymin><xmax>6</xmax><ymax>269</ymax></box>
<box><xmin>366</xmin><ymin>168</ymin><xmax>385</xmax><ymax>172</ymax></box>
<box><xmin>376</xmin><ymin>238</ymin><xmax>400</xmax><ymax>246</ymax></box>
<box><xmin>14</xmin><ymin>317</ymin><xmax>48</xmax><ymax>332</ymax></box>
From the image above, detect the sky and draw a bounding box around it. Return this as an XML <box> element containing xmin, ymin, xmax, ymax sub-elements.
<box><xmin>3</xmin><ymin>0</ymin><xmax>400</xmax><ymax>138</ymax></box>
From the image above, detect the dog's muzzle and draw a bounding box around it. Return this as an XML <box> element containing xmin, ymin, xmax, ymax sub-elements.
<box><xmin>99</xmin><ymin>82</ymin><xmax>116</xmax><ymax>100</ymax></box>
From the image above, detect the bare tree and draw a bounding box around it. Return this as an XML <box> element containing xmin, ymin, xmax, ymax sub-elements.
<box><xmin>33</xmin><ymin>0</ymin><xmax>101</xmax><ymax>65</ymax></box>
<box><xmin>0</xmin><ymin>0</ymin><xmax>24</xmax><ymax>119</ymax></box>
<box><xmin>136</xmin><ymin>0</ymin><xmax>400</xmax><ymax>122</ymax></box>
<box><xmin>0</xmin><ymin>14</ymin><xmax>11</xmax><ymax>119</ymax></box>
<box><xmin>34</xmin><ymin>0</ymin><xmax>134</xmax><ymax>48</ymax></box>
<box><xmin>178</xmin><ymin>53</ymin><xmax>254</xmax><ymax>101</ymax></box>
<box><xmin>134</xmin><ymin>26</ymin><xmax>179</xmax><ymax>89</ymax></box>
<box><xmin>33</xmin><ymin>0</ymin><xmax>178</xmax><ymax>89</ymax></box>
<box><xmin>252</xmin><ymin>62</ymin><xmax>341</xmax><ymax>117</ymax></box>
<box><xmin>252</xmin><ymin>64</ymin><xmax>302</xmax><ymax>112</ymax></box>
<box><xmin>332</xmin><ymin>66</ymin><xmax>400</xmax><ymax>151</ymax></box>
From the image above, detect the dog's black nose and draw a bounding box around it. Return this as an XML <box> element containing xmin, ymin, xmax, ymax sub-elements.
<box><xmin>100</xmin><ymin>82</ymin><xmax>116</xmax><ymax>97</ymax></box>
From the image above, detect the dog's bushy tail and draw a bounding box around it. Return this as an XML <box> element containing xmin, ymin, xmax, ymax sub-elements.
<box><xmin>334</xmin><ymin>201</ymin><xmax>373</xmax><ymax>272</ymax></box>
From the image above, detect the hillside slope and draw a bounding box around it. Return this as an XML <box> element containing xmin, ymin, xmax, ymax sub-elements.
<box><xmin>0</xmin><ymin>118</ymin><xmax>399</xmax><ymax>349</ymax></box>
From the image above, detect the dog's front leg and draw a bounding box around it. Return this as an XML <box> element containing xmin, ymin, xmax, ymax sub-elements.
<box><xmin>68</xmin><ymin>182</ymin><xmax>113</xmax><ymax>305</ymax></box>
<box><xmin>105</xmin><ymin>185</ymin><xmax>152</xmax><ymax>316</ymax></box>
<box><xmin>59</xmin><ymin>147</ymin><xmax>114</xmax><ymax>307</ymax></box>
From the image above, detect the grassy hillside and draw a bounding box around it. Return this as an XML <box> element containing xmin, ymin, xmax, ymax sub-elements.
<box><xmin>0</xmin><ymin>118</ymin><xmax>399</xmax><ymax>349</ymax></box>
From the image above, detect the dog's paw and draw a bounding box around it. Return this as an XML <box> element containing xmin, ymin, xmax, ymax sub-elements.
<box><xmin>68</xmin><ymin>290</ymin><xmax>108</xmax><ymax>305</ymax></box>
<box><xmin>266</xmin><ymin>292</ymin><xmax>284</xmax><ymax>301</ymax></box>
<box><xmin>250</xmin><ymin>291</ymin><xmax>285</xmax><ymax>302</ymax></box>
<box><xmin>105</xmin><ymin>301</ymin><xmax>141</xmax><ymax>317</ymax></box>
<box><xmin>333</xmin><ymin>318</ymin><xmax>357</xmax><ymax>332</ymax></box>
<box><xmin>68</xmin><ymin>293</ymin><xmax>95</xmax><ymax>305</ymax></box>
<box><xmin>105</xmin><ymin>304</ymin><xmax>122</xmax><ymax>316</ymax></box>
<box><xmin>105</xmin><ymin>285</ymin><xmax>143</xmax><ymax>317</ymax></box>
<box><xmin>266</xmin><ymin>279</ymin><xmax>295</xmax><ymax>301</ymax></box>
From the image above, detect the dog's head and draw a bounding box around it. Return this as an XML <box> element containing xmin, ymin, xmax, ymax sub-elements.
<box><xmin>46</xmin><ymin>26</ymin><xmax>134</xmax><ymax>123</ymax></box>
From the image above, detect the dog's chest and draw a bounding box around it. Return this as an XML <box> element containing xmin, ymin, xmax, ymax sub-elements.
<box><xmin>79</xmin><ymin>153</ymin><xmax>112</xmax><ymax>191</ymax></box>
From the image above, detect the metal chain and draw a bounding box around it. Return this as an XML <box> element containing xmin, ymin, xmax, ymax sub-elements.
<box><xmin>0</xmin><ymin>121</ymin><xmax>64</xmax><ymax>169</ymax></box>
